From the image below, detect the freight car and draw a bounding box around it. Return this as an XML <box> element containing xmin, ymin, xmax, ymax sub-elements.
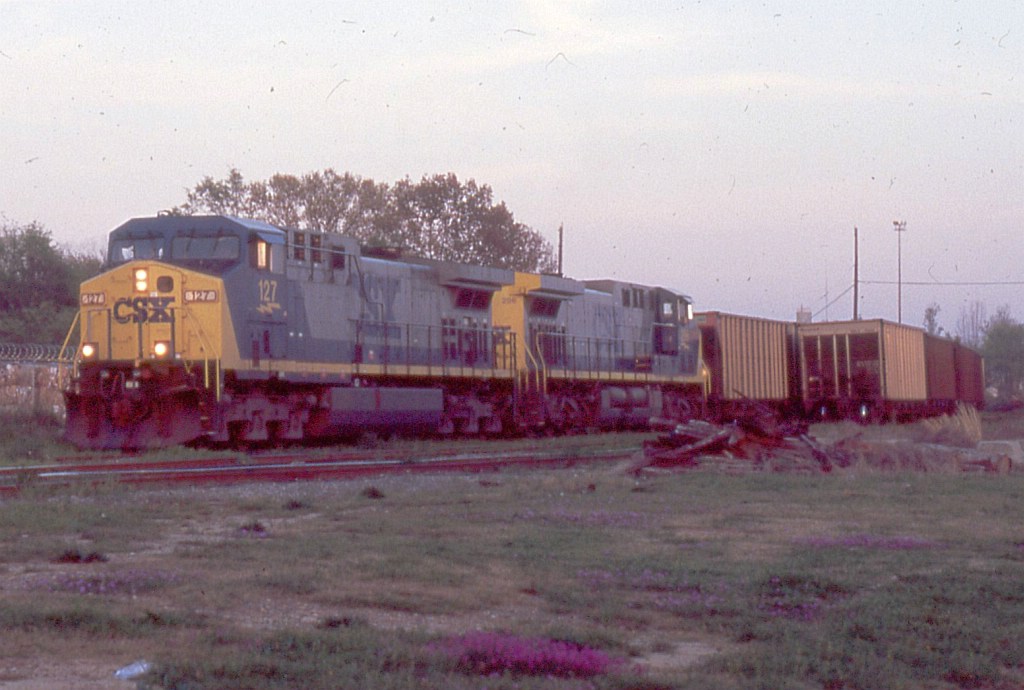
<box><xmin>796</xmin><ymin>318</ymin><xmax>985</xmax><ymax>421</ymax></box>
<box><xmin>63</xmin><ymin>215</ymin><xmax>705</xmax><ymax>449</ymax></box>
<box><xmin>696</xmin><ymin>312</ymin><xmax>984</xmax><ymax>424</ymax></box>
<box><xmin>694</xmin><ymin>311</ymin><xmax>799</xmax><ymax>421</ymax></box>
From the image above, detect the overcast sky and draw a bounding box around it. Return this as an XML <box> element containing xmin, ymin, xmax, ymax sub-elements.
<box><xmin>2</xmin><ymin>1</ymin><xmax>1021</xmax><ymax>328</ymax></box>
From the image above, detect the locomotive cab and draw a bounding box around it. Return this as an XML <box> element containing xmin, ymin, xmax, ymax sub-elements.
<box><xmin>65</xmin><ymin>215</ymin><xmax>281</xmax><ymax>449</ymax></box>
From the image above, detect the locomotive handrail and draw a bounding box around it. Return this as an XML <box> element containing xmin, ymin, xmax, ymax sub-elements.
<box><xmin>531</xmin><ymin>330</ymin><xmax>549</xmax><ymax>396</ymax></box>
<box><xmin>350</xmin><ymin>317</ymin><xmax>516</xmax><ymax>381</ymax></box>
<box><xmin>534</xmin><ymin>331</ymin><xmax>666</xmax><ymax>381</ymax></box>
<box><xmin>179</xmin><ymin>303</ymin><xmax>222</xmax><ymax>400</ymax></box>
<box><xmin>59</xmin><ymin>311</ymin><xmax>82</xmax><ymax>372</ymax></box>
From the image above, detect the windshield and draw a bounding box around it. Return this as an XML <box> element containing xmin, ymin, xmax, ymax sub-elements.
<box><xmin>109</xmin><ymin>238</ymin><xmax>165</xmax><ymax>265</ymax></box>
<box><xmin>108</xmin><ymin>233</ymin><xmax>241</xmax><ymax>272</ymax></box>
<box><xmin>166</xmin><ymin>234</ymin><xmax>241</xmax><ymax>272</ymax></box>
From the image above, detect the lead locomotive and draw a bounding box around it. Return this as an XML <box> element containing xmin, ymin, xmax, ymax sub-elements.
<box><xmin>64</xmin><ymin>215</ymin><xmax>703</xmax><ymax>449</ymax></box>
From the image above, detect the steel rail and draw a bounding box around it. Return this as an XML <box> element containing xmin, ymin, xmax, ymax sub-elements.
<box><xmin>0</xmin><ymin>445</ymin><xmax>638</xmax><ymax>495</ymax></box>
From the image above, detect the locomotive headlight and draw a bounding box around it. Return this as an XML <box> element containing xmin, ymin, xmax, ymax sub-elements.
<box><xmin>153</xmin><ymin>340</ymin><xmax>171</xmax><ymax>358</ymax></box>
<box><xmin>134</xmin><ymin>268</ymin><xmax>149</xmax><ymax>293</ymax></box>
<box><xmin>80</xmin><ymin>342</ymin><xmax>97</xmax><ymax>359</ymax></box>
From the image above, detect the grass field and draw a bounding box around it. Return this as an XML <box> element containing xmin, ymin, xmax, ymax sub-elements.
<box><xmin>0</xmin><ymin>413</ymin><xmax>1023</xmax><ymax>689</ymax></box>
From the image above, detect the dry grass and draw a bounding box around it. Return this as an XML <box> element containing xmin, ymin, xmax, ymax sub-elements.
<box><xmin>916</xmin><ymin>403</ymin><xmax>983</xmax><ymax>448</ymax></box>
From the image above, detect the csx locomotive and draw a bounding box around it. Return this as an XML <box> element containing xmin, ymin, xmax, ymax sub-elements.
<box><xmin>64</xmin><ymin>215</ymin><xmax>704</xmax><ymax>449</ymax></box>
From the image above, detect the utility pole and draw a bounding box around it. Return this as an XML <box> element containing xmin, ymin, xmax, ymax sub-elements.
<box><xmin>893</xmin><ymin>220</ymin><xmax>907</xmax><ymax>323</ymax></box>
<box><xmin>853</xmin><ymin>226</ymin><xmax>859</xmax><ymax>320</ymax></box>
<box><xmin>557</xmin><ymin>223</ymin><xmax>564</xmax><ymax>277</ymax></box>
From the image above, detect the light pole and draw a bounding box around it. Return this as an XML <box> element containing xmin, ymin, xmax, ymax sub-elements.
<box><xmin>853</xmin><ymin>226</ymin><xmax>859</xmax><ymax>320</ymax></box>
<box><xmin>893</xmin><ymin>220</ymin><xmax>907</xmax><ymax>323</ymax></box>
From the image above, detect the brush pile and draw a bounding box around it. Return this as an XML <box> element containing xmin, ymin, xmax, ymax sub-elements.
<box><xmin>636</xmin><ymin>419</ymin><xmax>840</xmax><ymax>474</ymax></box>
<box><xmin>634</xmin><ymin>412</ymin><xmax>1017</xmax><ymax>475</ymax></box>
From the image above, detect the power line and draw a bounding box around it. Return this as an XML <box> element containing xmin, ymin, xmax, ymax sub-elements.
<box><xmin>860</xmin><ymin>279</ymin><xmax>1024</xmax><ymax>286</ymax></box>
<box><xmin>814</xmin><ymin>277</ymin><xmax>1016</xmax><ymax>321</ymax></box>
<box><xmin>813</xmin><ymin>284</ymin><xmax>854</xmax><ymax>319</ymax></box>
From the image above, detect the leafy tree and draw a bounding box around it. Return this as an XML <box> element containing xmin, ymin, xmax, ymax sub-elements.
<box><xmin>176</xmin><ymin>168</ymin><xmax>556</xmax><ymax>272</ymax></box>
<box><xmin>0</xmin><ymin>220</ymin><xmax>102</xmax><ymax>343</ymax></box>
<box><xmin>392</xmin><ymin>173</ymin><xmax>557</xmax><ymax>270</ymax></box>
<box><xmin>0</xmin><ymin>221</ymin><xmax>68</xmax><ymax>311</ymax></box>
<box><xmin>178</xmin><ymin>168</ymin><xmax>259</xmax><ymax>217</ymax></box>
<box><xmin>301</xmin><ymin>169</ymin><xmax>397</xmax><ymax>239</ymax></box>
<box><xmin>982</xmin><ymin>306</ymin><xmax>1024</xmax><ymax>400</ymax></box>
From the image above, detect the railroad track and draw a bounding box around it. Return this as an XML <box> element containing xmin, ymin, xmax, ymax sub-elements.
<box><xmin>0</xmin><ymin>443</ymin><xmax>641</xmax><ymax>496</ymax></box>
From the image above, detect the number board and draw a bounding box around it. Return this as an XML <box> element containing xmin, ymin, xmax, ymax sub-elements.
<box><xmin>184</xmin><ymin>289</ymin><xmax>218</xmax><ymax>303</ymax></box>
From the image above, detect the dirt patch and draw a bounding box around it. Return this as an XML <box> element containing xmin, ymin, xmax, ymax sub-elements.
<box><xmin>0</xmin><ymin>635</ymin><xmax>153</xmax><ymax>690</ymax></box>
<box><xmin>638</xmin><ymin>639</ymin><xmax>721</xmax><ymax>671</ymax></box>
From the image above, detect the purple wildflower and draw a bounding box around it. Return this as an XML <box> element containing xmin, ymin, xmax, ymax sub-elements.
<box><xmin>756</xmin><ymin>575</ymin><xmax>847</xmax><ymax>622</ymax></box>
<box><xmin>429</xmin><ymin>632</ymin><xmax>618</xmax><ymax>678</ymax></box>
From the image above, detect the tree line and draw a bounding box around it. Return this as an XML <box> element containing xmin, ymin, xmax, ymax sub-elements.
<box><xmin>173</xmin><ymin>168</ymin><xmax>558</xmax><ymax>273</ymax></box>
<box><xmin>0</xmin><ymin>220</ymin><xmax>101</xmax><ymax>344</ymax></box>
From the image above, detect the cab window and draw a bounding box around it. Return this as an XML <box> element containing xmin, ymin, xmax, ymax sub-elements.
<box><xmin>249</xmin><ymin>238</ymin><xmax>283</xmax><ymax>273</ymax></box>
<box><xmin>167</xmin><ymin>234</ymin><xmax>241</xmax><ymax>272</ymax></box>
<box><xmin>255</xmin><ymin>239</ymin><xmax>270</xmax><ymax>270</ymax></box>
<box><xmin>171</xmin><ymin>235</ymin><xmax>240</xmax><ymax>261</ymax></box>
<box><xmin>109</xmin><ymin>238</ymin><xmax>165</xmax><ymax>265</ymax></box>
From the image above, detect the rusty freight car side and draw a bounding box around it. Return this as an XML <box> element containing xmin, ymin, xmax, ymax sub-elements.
<box><xmin>924</xmin><ymin>333</ymin><xmax>958</xmax><ymax>411</ymax></box>
<box><xmin>695</xmin><ymin>312</ymin><xmax>798</xmax><ymax>419</ymax></box>
<box><xmin>953</xmin><ymin>342</ymin><xmax>985</xmax><ymax>408</ymax></box>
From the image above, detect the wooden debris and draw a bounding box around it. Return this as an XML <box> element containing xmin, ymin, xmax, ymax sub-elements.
<box><xmin>635</xmin><ymin>420</ymin><xmax>839</xmax><ymax>474</ymax></box>
<box><xmin>635</xmin><ymin>420</ymin><xmax>1016</xmax><ymax>475</ymax></box>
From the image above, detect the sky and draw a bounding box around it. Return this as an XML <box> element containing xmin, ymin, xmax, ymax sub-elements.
<box><xmin>2</xmin><ymin>0</ymin><xmax>1021</xmax><ymax>330</ymax></box>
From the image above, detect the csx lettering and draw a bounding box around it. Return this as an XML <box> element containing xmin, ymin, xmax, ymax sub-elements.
<box><xmin>113</xmin><ymin>296</ymin><xmax>175</xmax><ymax>324</ymax></box>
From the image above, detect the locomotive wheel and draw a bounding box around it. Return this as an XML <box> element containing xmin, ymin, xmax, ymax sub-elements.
<box><xmin>228</xmin><ymin>421</ymin><xmax>253</xmax><ymax>448</ymax></box>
